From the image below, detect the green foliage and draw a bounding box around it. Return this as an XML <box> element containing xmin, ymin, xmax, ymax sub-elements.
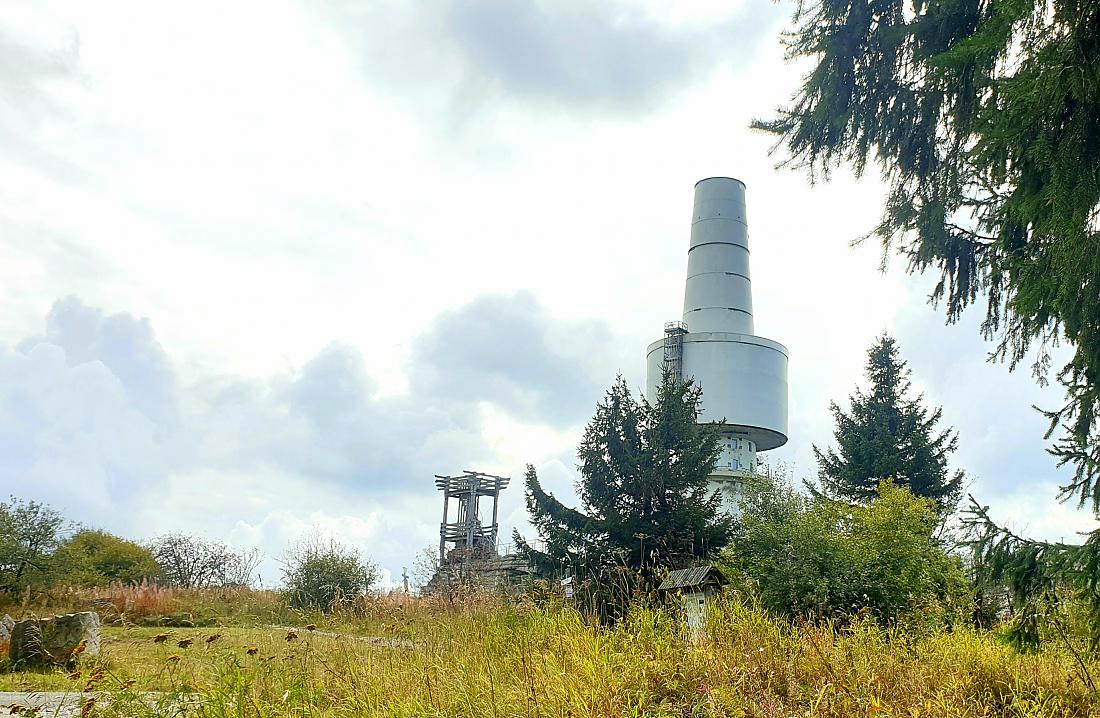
<box><xmin>51</xmin><ymin>530</ymin><xmax>163</xmax><ymax>586</ymax></box>
<box><xmin>965</xmin><ymin>498</ymin><xmax>1100</xmax><ymax>653</ymax></box>
<box><xmin>0</xmin><ymin>496</ymin><xmax>67</xmax><ymax>592</ymax></box>
<box><xmin>813</xmin><ymin>334</ymin><xmax>965</xmax><ymax>511</ymax></box>
<box><xmin>726</xmin><ymin>478</ymin><xmax>970</xmax><ymax>625</ymax></box>
<box><xmin>758</xmin><ymin>0</ymin><xmax>1100</xmax><ymax>509</ymax></box>
<box><xmin>516</xmin><ymin>374</ymin><xmax>732</xmax><ymax>602</ymax></box>
<box><xmin>282</xmin><ymin>534</ymin><xmax>378</xmax><ymax>611</ymax></box>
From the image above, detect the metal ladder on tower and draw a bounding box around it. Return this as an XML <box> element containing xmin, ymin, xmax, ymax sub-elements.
<box><xmin>663</xmin><ymin>321</ymin><xmax>688</xmax><ymax>382</ymax></box>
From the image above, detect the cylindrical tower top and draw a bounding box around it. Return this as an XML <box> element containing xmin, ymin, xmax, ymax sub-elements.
<box><xmin>681</xmin><ymin>177</ymin><xmax>754</xmax><ymax>334</ymax></box>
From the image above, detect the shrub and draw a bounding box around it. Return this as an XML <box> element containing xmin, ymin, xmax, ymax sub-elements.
<box><xmin>52</xmin><ymin>530</ymin><xmax>162</xmax><ymax>586</ymax></box>
<box><xmin>282</xmin><ymin>534</ymin><xmax>378</xmax><ymax>611</ymax></box>
<box><xmin>724</xmin><ymin>478</ymin><xmax>970</xmax><ymax>626</ymax></box>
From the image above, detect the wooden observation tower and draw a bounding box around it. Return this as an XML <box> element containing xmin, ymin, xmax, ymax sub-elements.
<box><xmin>435</xmin><ymin>470</ymin><xmax>510</xmax><ymax>566</ymax></box>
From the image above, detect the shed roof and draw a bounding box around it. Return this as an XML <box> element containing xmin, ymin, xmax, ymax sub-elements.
<box><xmin>657</xmin><ymin>566</ymin><xmax>727</xmax><ymax>591</ymax></box>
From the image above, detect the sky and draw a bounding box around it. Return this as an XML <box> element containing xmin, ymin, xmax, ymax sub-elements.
<box><xmin>2</xmin><ymin>0</ymin><xmax>1094</xmax><ymax>588</ymax></box>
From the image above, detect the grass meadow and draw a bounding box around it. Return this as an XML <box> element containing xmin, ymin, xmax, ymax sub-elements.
<box><xmin>2</xmin><ymin>584</ymin><xmax>1100</xmax><ymax>712</ymax></box>
<box><xmin>2</xmin><ymin>586</ymin><xmax>1100</xmax><ymax>717</ymax></box>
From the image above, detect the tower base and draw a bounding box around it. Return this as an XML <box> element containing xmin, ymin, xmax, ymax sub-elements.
<box><xmin>709</xmin><ymin>473</ymin><xmax>751</xmax><ymax>517</ymax></box>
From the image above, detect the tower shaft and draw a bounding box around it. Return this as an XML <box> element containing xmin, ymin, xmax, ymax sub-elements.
<box><xmin>683</xmin><ymin>178</ymin><xmax>753</xmax><ymax>334</ymax></box>
<box><xmin>646</xmin><ymin>177</ymin><xmax>789</xmax><ymax>514</ymax></box>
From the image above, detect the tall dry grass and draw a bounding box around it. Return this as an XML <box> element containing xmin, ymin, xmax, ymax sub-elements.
<box><xmin>82</xmin><ymin>593</ymin><xmax>1099</xmax><ymax>717</ymax></box>
<box><xmin>6</xmin><ymin>586</ymin><xmax>1097</xmax><ymax>715</ymax></box>
<box><xmin>0</xmin><ymin>582</ymin><xmax>288</xmax><ymax>627</ymax></box>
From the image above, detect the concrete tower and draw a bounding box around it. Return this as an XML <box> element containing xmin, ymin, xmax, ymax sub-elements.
<box><xmin>645</xmin><ymin>177</ymin><xmax>788</xmax><ymax>512</ymax></box>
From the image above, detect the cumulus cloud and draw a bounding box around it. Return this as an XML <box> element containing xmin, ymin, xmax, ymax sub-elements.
<box><xmin>1</xmin><ymin>293</ymin><xmax>615</xmax><ymax>581</ymax></box>
<box><xmin>0</xmin><ymin>341</ymin><xmax>170</xmax><ymax>512</ymax></box>
<box><xmin>192</xmin><ymin>343</ymin><xmax>485</xmax><ymax>492</ymax></box>
<box><xmin>20</xmin><ymin>296</ymin><xmax>179</xmax><ymax>426</ymax></box>
<box><xmin>411</xmin><ymin>291</ymin><xmax>617</xmax><ymax>426</ymax></box>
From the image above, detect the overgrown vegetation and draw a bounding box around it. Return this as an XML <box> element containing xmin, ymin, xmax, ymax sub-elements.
<box><xmin>726</xmin><ymin>478</ymin><xmax>969</xmax><ymax>626</ymax></box>
<box><xmin>966</xmin><ymin>500</ymin><xmax>1100</xmax><ymax>654</ymax></box>
<box><xmin>0</xmin><ymin>497</ymin><xmax>67</xmax><ymax>592</ymax></box>
<box><xmin>52</xmin><ymin>530</ymin><xmax>163</xmax><ymax>587</ymax></box>
<box><xmin>2</xmin><ymin>590</ymin><xmax>1097</xmax><ymax>716</ymax></box>
<box><xmin>760</xmin><ymin>0</ymin><xmax>1100</xmax><ymax>653</ymax></box>
<box><xmin>0</xmin><ymin>497</ymin><xmax>261</xmax><ymax>597</ymax></box>
<box><xmin>1</xmin><ymin>583</ymin><xmax>288</xmax><ymax>628</ymax></box>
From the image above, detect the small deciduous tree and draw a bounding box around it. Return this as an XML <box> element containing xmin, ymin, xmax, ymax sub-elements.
<box><xmin>150</xmin><ymin>533</ymin><xmax>261</xmax><ymax>588</ymax></box>
<box><xmin>813</xmin><ymin>334</ymin><xmax>965</xmax><ymax>512</ymax></box>
<box><xmin>0</xmin><ymin>497</ymin><xmax>68</xmax><ymax>592</ymax></box>
<box><xmin>281</xmin><ymin>533</ymin><xmax>378</xmax><ymax>611</ymax></box>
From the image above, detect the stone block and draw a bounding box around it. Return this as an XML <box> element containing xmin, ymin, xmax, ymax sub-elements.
<box><xmin>9</xmin><ymin>612</ymin><xmax>100</xmax><ymax>667</ymax></box>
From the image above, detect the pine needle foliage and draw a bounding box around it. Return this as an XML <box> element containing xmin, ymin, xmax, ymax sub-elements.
<box><xmin>757</xmin><ymin>0</ymin><xmax>1100</xmax><ymax>509</ymax></box>
<box><xmin>813</xmin><ymin>334</ymin><xmax>965</xmax><ymax>511</ymax></box>
<box><xmin>515</xmin><ymin>374</ymin><xmax>733</xmax><ymax>592</ymax></box>
<box><xmin>965</xmin><ymin>497</ymin><xmax>1100</xmax><ymax>653</ymax></box>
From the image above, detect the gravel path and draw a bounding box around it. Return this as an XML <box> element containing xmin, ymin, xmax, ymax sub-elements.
<box><xmin>0</xmin><ymin>691</ymin><xmax>195</xmax><ymax>717</ymax></box>
<box><xmin>268</xmin><ymin>625</ymin><xmax>413</xmax><ymax>648</ymax></box>
<box><xmin>0</xmin><ymin>691</ymin><xmax>89</xmax><ymax>717</ymax></box>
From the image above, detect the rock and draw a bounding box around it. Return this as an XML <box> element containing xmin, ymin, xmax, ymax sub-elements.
<box><xmin>9</xmin><ymin>612</ymin><xmax>100</xmax><ymax>667</ymax></box>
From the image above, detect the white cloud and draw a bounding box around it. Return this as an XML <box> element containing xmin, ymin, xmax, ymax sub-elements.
<box><xmin>1</xmin><ymin>295</ymin><xmax>616</xmax><ymax>581</ymax></box>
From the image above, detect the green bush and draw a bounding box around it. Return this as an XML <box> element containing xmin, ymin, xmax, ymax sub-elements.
<box><xmin>52</xmin><ymin>530</ymin><xmax>163</xmax><ymax>586</ymax></box>
<box><xmin>724</xmin><ymin>478</ymin><xmax>970</xmax><ymax>626</ymax></box>
<box><xmin>282</xmin><ymin>534</ymin><xmax>378</xmax><ymax>611</ymax></box>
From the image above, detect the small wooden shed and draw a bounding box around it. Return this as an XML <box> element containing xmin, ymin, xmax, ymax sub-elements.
<box><xmin>658</xmin><ymin>566</ymin><xmax>727</xmax><ymax>634</ymax></box>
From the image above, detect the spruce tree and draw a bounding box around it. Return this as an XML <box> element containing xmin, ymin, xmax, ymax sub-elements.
<box><xmin>515</xmin><ymin>374</ymin><xmax>732</xmax><ymax>587</ymax></box>
<box><xmin>964</xmin><ymin>500</ymin><xmax>1100</xmax><ymax>651</ymax></box>
<box><xmin>813</xmin><ymin>335</ymin><xmax>964</xmax><ymax>511</ymax></box>
<box><xmin>755</xmin><ymin>0</ymin><xmax>1100</xmax><ymax>508</ymax></box>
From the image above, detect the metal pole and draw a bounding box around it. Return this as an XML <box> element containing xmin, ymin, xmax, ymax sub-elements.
<box><xmin>440</xmin><ymin>480</ymin><xmax>450</xmax><ymax>562</ymax></box>
<box><xmin>466</xmin><ymin>476</ymin><xmax>477</xmax><ymax>550</ymax></box>
<box><xmin>491</xmin><ymin>481</ymin><xmax>500</xmax><ymax>549</ymax></box>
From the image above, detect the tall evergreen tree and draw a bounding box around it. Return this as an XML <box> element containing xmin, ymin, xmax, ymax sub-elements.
<box><xmin>813</xmin><ymin>335</ymin><xmax>964</xmax><ymax>511</ymax></box>
<box><xmin>756</xmin><ymin>0</ymin><xmax>1100</xmax><ymax>509</ymax></box>
<box><xmin>516</xmin><ymin>374</ymin><xmax>732</xmax><ymax>586</ymax></box>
